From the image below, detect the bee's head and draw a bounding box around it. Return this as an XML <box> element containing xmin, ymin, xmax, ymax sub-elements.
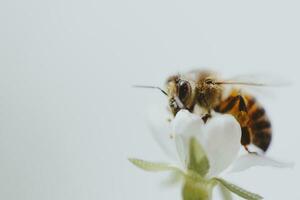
<box><xmin>166</xmin><ymin>75</ymin><xmax>196</xmax><ymax>115</ymax></box>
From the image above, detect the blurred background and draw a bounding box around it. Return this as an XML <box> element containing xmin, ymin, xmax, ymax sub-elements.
<box><xmin>0</xmin><ymin>0</ymin><xmax>299</xmax><ymax>199</ymax></box>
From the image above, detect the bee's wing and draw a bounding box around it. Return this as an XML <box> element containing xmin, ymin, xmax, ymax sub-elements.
<box><xmin>221</xmin><ymin>73</ymin><xmax>291</xmax><ymax>87</ymax></box>
<box><xmin>219</xmin><ymin>73</ymin><xmax>291</xmax><ymax>99</ymax></box>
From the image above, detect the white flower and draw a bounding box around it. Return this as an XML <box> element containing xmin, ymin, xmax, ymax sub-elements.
<box><xmin>130</xmin><ymin>102</ymin><xmax>294</xmax><ymax>200</ymax></box>
<box><xmin>147</xmin><ymin>103</ymin><xmax>293</xmax><ymax>178</ymax></box>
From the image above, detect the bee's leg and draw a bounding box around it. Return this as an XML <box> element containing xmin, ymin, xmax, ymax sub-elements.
<box><xmin>237</xmin><ymin>95</ymin><xmax>258</xmax><ymax>154</ymax></box>
<box><xmin>241</xmin><ymin>127</ymin><xmax>256</xmax><ymax>154</ymax></box>
<box><xmin>243</xmin><ymin>145</ymin><xmax>258</xmax><ymax>155</ymax></box>
<box><xmin>224</xmin><ymin>94</ymin><xmax>249</xmax><ymax>125</ymax></box>
<box><xmin>202</xmin><ymin>110</ymin><xmax>212</xmax><ymax>123</ymax></box>
<box><xmin>238</xmin><ymin>94</ymin><xmax>247</xmax><ymax>112</ymax></box>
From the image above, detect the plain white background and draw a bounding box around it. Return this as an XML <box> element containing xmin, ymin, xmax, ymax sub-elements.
<box><xmin>0</xmin><ymin>0</ymin><xmax>299</xmax><ymax>199</ymax></box>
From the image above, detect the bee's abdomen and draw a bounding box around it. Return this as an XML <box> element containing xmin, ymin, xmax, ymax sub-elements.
<box><xmin>215</xmin><ymin>93</ymin><xmax>272</xmax><ymax>152</ymax></box>
<box><xmin>246</xmin><ymin>96</ymin><xmax>272</xmax><ymax>152</ymax></box>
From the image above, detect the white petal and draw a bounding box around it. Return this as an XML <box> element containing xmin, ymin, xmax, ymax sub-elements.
<box><xmin>200</xmin><ymin>114</ymin><xmax>242</xmax><ymax>177</ymax></box>
<box><xmin>174</xmin><ymin>135</ymin><xmax>188</xmax><ymax>168</ymax></box>
<box><xmin>147</xmin><ymin>103</ymin><xmax>177</xmax><ymax>159</ymax></box>
<box><xmin>228</xmin><ymin>154</ymin><xmax>295</xmax><ymax>173</ymax></box>
<box><xmin>171</xmin><ymin>109</ymin><xmax>205</xmax><ymax>138</ymax></box>
<box><xmin>171</xmin><ymin>110</ymin><xmax>205</xmax><ymax>167</ymax></box>
<box><xmin>172</xmin><ymin>111</ymin><xmax>242</xmax><ymax>176</ymax></box>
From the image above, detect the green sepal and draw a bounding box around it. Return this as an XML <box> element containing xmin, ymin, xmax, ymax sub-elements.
<box><xmin>219</xmin><ymin>183</ymin><xmax>233</xmax><ymax>200</ymax></box>
<box><xmin>128</xmin><ymin>158</ymin><xmax>184</xmax><ymax>174</ymax></box>
<box><xmin>214</xmin><ymin>178</ymin><xmax>263</xmax><ymax>200</ymax></box>
<box><xmin>188</xmin><ymin>137</ymin><xmax>210</xmax><ymax>177</ymax></box>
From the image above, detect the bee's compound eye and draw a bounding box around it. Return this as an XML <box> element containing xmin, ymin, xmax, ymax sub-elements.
<box><xmin>178</xmin><ymin>81</ymin><xmax>191</xmax><ymax>101</ymax></box>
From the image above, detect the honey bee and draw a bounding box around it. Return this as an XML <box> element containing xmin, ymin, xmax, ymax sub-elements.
<box><xmin>135</xmin><ymin>70</ymin><xmax>274</xmax><ymax>153</ymax></box>
<box><xmin>164</xmin><ymin>70</ymin><xmax>272</xmax><ymax>153</ymax></box>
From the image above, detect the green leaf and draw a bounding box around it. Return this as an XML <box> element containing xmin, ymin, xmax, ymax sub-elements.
<box><xmin>188</xmin><ymin>137</ymin><xmax>210</xmax><ymax>176</ymax></box>
<box><xmin>128</xmin><ymin>158</ymin><xmax>183</xmax><ymax>173</ymax></box>
<box><xmin>214</xmin><ymin>178</ymin><xmax>263</xmax><ymax>200</ymax></box>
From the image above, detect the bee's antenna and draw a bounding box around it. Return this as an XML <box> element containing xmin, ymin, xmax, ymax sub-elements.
<box><xmin>133</xmin><ymin>85</ymin><xmax>168</xmax><ymax>96</ymax></box>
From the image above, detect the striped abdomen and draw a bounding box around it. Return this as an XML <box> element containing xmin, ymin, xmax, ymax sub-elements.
<box><xmin>215</xmin><ymin>91</ymin><xmax>272</xmax><ymax>152</ymax></box>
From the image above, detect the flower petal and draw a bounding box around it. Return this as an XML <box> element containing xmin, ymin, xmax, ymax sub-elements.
<box><xmin>171</xmin><ymin>109</ymin><xmax>205</xmax><ymax>138</ymax></box>
<box><xmin>228</xmin><ymin>154</ymin><xmax>295</xmax><ymax>173</ymax></box>
<box><xmin>147</xmin><ymin>103</ymin><xmax>177</xmax><ymax>159</ymax></box>
<box><xmin>199</xmin><ymin>114</ymin><xmax>242</xmax><ymax>177</ymax></box>
<box><xmin>174</xmin><ymin>135</ymin><xmax>188</xmax><ymax>168</ymax></box>
<box><xmin>171</xmin><ymin>110</ymin><xmax>205</xmax><ymax>167</ymax></box>
<box><xmin>172</xmin><ymin>111</ymin><xmax>242</xmax><ymax>176</ymax></box>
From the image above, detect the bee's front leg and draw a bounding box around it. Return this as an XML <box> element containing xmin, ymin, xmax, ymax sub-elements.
<box><xmin>201</xmin><ymin>110</ymin><xmax>212</xmax><ymax>123</ymax></box>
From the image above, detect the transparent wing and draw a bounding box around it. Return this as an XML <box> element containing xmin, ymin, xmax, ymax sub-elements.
<box><xmin>219</xmin><ymin>73</ymin><xmax>291</xmax><ymax>99</ymax></box>
<box><xmin>221</xmin><ymin>73</ymin><xmax>291</xmax><ymax>87</ymax></box>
